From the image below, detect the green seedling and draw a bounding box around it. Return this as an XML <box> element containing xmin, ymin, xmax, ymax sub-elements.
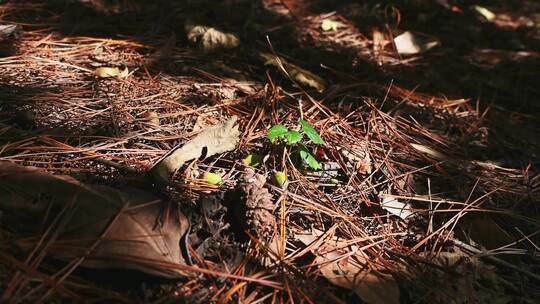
<box><xmin>204</xmin><ymin>172</ymin><xmax>222</xmax><ymax>185</ymax></box>
<box><xmin>321</xmin><ymin>19</ymin><xmax>342</xmax><ymax>32</ymax></box>
<box><xmin>243</xmin><ymin>153</ymin><xmax>263</xmax><ymax>167</ymax></box>
<box><xmin>267</xmin><ymin>119</ymin><xmax>325</xmax><ymax>170</ymax></box>
<box><xmin>273</xmin><ymin>171</ymin><xmax>288</xmax><ymax>189</ymax></box>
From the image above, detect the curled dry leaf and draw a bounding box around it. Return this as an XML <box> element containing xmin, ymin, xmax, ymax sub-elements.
<box><xmin>338</xmin><ymin>142</ymin><xmax>371</xmax><ymax>175</ymax></box>
<box><xmin>372</xmin><ymin>28</ymin><xmax>388</xmax><ymax>53</ymax></box>
<box><xmin>94</xmin><ymin>66</ymin><xmax>129</xmax><ymax>78</ymax></box>
<box><xmin>0</xmin><ymin>161</ymin><xmax>190</xmax><ymax>278</ymax></box>
<box><xmin>474</xmin><ymin>5</ymin><xmax>496</xmax><ymax>22</ymax></box>
<box><xmin>185</xmin><ymin>22</ymin><xmax>240</xmax><ymax>52</ymax></box>
<box><xmin>317</xmin><ymin>252</ymin><xmax>400</xmax><ymax>304</ymax></box>
<box><xmin>142</xmin><ymin>111</ymin><xmax>160</xmax><ymax>127</ymax></box>
<box><xmin>294</xmin><ymin>229</ymin><xmax>400</xmax><ymax>304</ymax></box>
<box><xmin>379</xmin><ymin>194</ymin><xmax>414</xmax><ymax>219</ymax></box>
<box><xmin>260</xmin><ymin>52</ymin><xmax>327</xmax><ymax>92</ymax></box>
<box><xmin>393</xmin><ymin>31</ymin><xmax>439</xmax><ymax>55</ymax></box>
<box><xmin>410</xmin><ymin>143</ymin><xmax>447</xmax><ymax>160</ymax></box>
<box><xmin>0</xmin><ymin>24</ymin><xmax>20</xmax><ymax>40</ymax></box>
<box><xmin>151</xmin><ymin>116</ymin><xmax>240</xmax><ymax>184</ymax></box>
<box><xmin>404</xmin><ymin>250</ymin><xmax>516</xmax><ymax>303</ymax></box>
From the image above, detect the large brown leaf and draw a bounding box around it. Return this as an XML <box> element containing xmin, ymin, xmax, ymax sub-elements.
<box><xmin>295</xmin><ymin>230</ymin><xmax>400</xmax><ymax>304</ymax></box>
<box><xmin>0</xmin><ymin>161</ymin><xmax>190</xmax><ymax>278</ymax></box>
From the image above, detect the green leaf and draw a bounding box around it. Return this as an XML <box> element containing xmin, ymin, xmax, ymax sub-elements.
<box><xmin>284</xmin><ymin>130</ymin><xmax>302</xmax><ymax>144</ymax></box>
<box><xmin>205</xmin><ymin>172</ymin><xmax>222</xmax><ymax>185</ymax></box>
<box><xmin>329</xmin><ymin>178</ymin><xmax>339</xmax><ymax>185</ymax></box>
<box><xmin>273</xmin><ymin>171</ymin><xmax>288</xmax><ymax>188</ymax></box>
<box><xmin>243</xmin><ymin>153</ymin><xmax>262</xmax><ymax>167</ymax></box>
<box><xmin>321</xmin><ymin>19</ymin><xmax>342</xmax><ymax>32</ymax></box>
<box><xmin>298</xmin><ymin>145</ymin><xmax>322</xmax><ymax>170</ymax></box>
<box><xmin>299</xmin><ymin>119</ymin><xmax>325</xmax><ymax>145</ymax></box>
<box><xmin>267</xmin><ymin>124</ymin><xmax>289</xmax><ymax>142</ymax></box>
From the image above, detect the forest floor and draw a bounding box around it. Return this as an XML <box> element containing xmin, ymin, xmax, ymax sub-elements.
<box><xmin>1</xmin><ymin>0</ymin><xmax>540</xmax><ymax>303</ymax></box>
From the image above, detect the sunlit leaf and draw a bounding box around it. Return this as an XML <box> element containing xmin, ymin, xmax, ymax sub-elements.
<box><xmin>204</xmin><ymin>172</ymin><xmax>222</xmax><ymax>185</ymax></box>
<box><xmin>267</xmin><ymin>124</ymin><xmax>289</xmax><ymax>142</ymax></box>
<box><xmin>118</xmin><ymin>67</ymin><xmax>129</xmax><ymax>78</ymax></box>
<box><xmin>321</xmin><ymin>19</ymin><xmax>342</xmax><ymax>32</ymax></box>
<box><xmin>410</xmin><ymin>143</ymin><xmax>446</xmax><ymax>160</ymax></box>
<box><xmin>243</xmin><ymin>153</ymin><xmax>262</xmax><ymax>167</ymax></box>
<box><xmin>473</xmin><ymin>5</ymin><xmax>496</xmax><ymax>21</ymax></box>
<box><xmin>380</xmin><ymin>194</ymin><xmax>414</xmax><ymax>219</ymax></box>
<box><xmin>152</xmin><ymin>117</ymin><xmax>239</xmax><ymax>184</ymax></box>
<box><xmin>294</xmin><ymin>229</ymin><xmax>400</xmax><ymax>304</ymax></box>
<box><xmin>284</xmin><ymin>130</ymin><xmax>302</xmax><ymax>144</ymax></box>
<box><xmin>186</xmin><ymin>23</ymin><xmax>240</xmax><ymax>52</ymax></box>
<box><xmin>299</xmin><ymin>144</ymin><xmax>321</xmax><ymax>170</ymax></box>
<box><xmin>95</xmin><ymin>67</ymin><xmax>120</xmax><ymax>78</ymax></box>
<box><xmin>259</xmin><ymin>52</ymin><xmax>327</xmax><ymax>92</ymax></box>
<box><xmin>273</xmin><ymin>171</ymin><xmax>288</xmax><ymax>188</ymax></box>
<box><xmin>0</xmin><ymin>24</ymin><xmax>20</xmax><ymax>39</ymax></box>
<box><xmin>393</xmin><ymin>31</ymin><xmax>439</xmax><ymax>55</ymax></box>
<box><xmin>299</xmin><ymin>119</ymin><xmax>325</xmax><ymax>144</ymax></box>
<box><xmin>94</xmin><ymin>67</ymin><xmax>129</xmax><ymax>79</ymax></box>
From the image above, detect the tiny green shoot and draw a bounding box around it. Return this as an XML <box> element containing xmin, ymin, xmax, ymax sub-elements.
<box><xmin>243</xmin><ymin>153</ymin><xmax>263</xmax><ymax>167</ymax></box>
<box><xmin>273</xmin><ymin>171</ymin><xmax>288</xmax><ymax>188</ymax></box>
<box><xmin>267</xmin><ymin>119</ymin><xmax>325</xmax><ymax>170</ymax></box>
<box><xmin>205</xmin><ymin>172</ymin><xmax>222</xmax><ymax>185</ymax></box>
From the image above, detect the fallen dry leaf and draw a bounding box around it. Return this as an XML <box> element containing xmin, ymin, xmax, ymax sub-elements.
<box><xmin>151</xmin><ymin>116</ymin><xmax>240</xmax><ymax>184</ymax></box>
<box><xmin>380</xmin><ymin>194</ymin><xmax>415</xmax><ymax>219</ymax></box>
<box><xmin>142</xmin><ymin>111</ymin><xmax>160</xmax><ymax>127</ymax></box>
<box><xmin>260</xmin><ymin>52</ymin><xmax>327</xmax><ymax>92</ymax></box>
<box><xmin>0</xmin><ymin>161</ymin><xmax>190</xmax><ymax>278</ymax></box>
<box><xmin>294</xmin><ymin>229</ymin><xmax>400</xmax><ymax>304</ymax></box>
<box><xmin>393</xmin><ymin>31</ymin><xmax>439</xmax><ymax>55</ymax></box>
<box><xmin>372</xmin><ymin>28</ymin><xmax>388</xmax><ymax>53</ymax></box>
<box><xmin>186</xmin><ymin>22</ymin><xmax>240</xmax><ymax>52</ymax></box>
<box><xmin>474</xmin><ymin>5</ymin><xmax>496</xmax><ymax>22</ymax></box>
<box><xmin>340</xmin><ymin>143</ymin><xmax>371</xmax><ymax>175</ymax></box>
<box><xmin>94</xmin><ymin>66</ymin><xmax>129</xmax><ymax>78</ymax></box>
<box><xmin>0</xmin><ymin>24</ymin><xmax>20</xmax><ymax>40</ymax></box>
<box><xmin>410</xmin><ymin>143</ymin><xmax>447</xmax><ymax>160</ymax></box>
<box><xmin>317</xmin><ymin>251</ymin><xmax>400</xmax><ymax>304</ymax></box>
<box><xmin>405</xmin><ymin>250</ymin><xmax>509</xmax><ymax>303</ymax></box>
<box><xmin>469</xmin><ymin>216</ymin><xmax>514</xmax><ymax>250</ymax></box>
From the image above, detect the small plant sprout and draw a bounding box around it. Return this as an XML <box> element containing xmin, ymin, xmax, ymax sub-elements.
<box><xmin>321</xmin><ymin>19</ymin><xmax>342</xmax><ymax>32</ymax></box>
<box><xmin>243</xmin><ymin>153</ymin><xmax>263</xmax><ymax>167</ymax></box>
<box><xmin>273</xmin><ymin>171</ymin><xmax>288</xmax><ymax>189</ymax></box>
<box><xmin>267</xmin><ymin>119</ymin><xmax>325</xmax><ymax>170</ymax></box>
<box><xmin>204</xmin><ymin>172</ymin><xmax>222</xmax><ymax>186</ymax></box>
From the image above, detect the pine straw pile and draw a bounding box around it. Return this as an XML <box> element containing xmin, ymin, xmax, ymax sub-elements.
<box><xmin>1</xmin><ymin>0</ymin><xmax>540</xmax><ymax>303</ymax></box>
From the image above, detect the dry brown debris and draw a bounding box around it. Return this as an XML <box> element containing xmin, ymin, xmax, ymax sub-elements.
<box><xmin>238</xmin><ymin>168</ymin><xmax>276</xmax><ymax>240</ymax></box>
<box><xmin>1</xmin><ymin>0</ymin><xmax>539</xmax><ymax>303</ymax></box>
